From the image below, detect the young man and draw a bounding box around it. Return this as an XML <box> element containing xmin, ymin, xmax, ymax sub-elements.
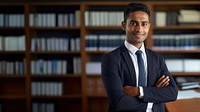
<box><xmin>101</xmin><ymin>3</ymin><xmax>178</xmax><ymax>112</ymax></box>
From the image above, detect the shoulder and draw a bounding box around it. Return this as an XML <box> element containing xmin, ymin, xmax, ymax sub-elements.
<box><xmin>146</xmin><ymin>48</ymin><xmax>158</xmax><ymax>55</ymax></box>
<box><xmin>146</xmin><ymin>48</ymin><xmax>165</xmax><ymax>61</ymax></box>
<box><xmin>102</xmin><ymin>45</ymin><xmax>125</xmax><ymax>61</ymax></box>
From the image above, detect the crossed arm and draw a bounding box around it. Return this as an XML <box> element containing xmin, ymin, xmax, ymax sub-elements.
<box><xmin>102</xmin><ymin>52</ymin><xmax>178</xmax><ymax>111</ymax></box>
<box><xmin>123</xmin><ymin>75</ymin><xmax>170</xmax><ymax>96</ymax></box>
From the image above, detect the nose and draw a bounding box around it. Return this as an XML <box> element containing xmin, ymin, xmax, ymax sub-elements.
<box><xmin>136</xmin><ymin>24</ymin><xmax>142</xmax><ymax>33</ymax></box>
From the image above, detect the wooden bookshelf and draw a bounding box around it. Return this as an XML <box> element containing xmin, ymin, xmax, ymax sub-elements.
<box><xmin>0</xmin><ymin>1</ymin><xmax>200</xmax><ymax>112</ymax></box>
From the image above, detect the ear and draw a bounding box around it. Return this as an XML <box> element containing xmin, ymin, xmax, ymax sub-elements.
<box><xmin>121</xmin><ymin>21</ymin><xmax>126</xmax><ymax>31</ymax></box>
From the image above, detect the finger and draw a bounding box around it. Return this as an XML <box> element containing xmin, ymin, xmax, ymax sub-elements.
<box><xmin>160</xmin><ymin>76</ymin><xmax>169</xmax><ymax>86</ymax></box>
<box><xmin>162</xmin><ymin>82</ymin><xmax>169</xmax><ymax>87</ymax></box>
<box><xmin>161</xmin><ymin>79</ymin><xmax>169</xmax><ymax>87</ymax></box>
<box><xmin>157</xmin><ymin>76</ymin><xmax>169</xmax><ymax>87</ymax></box>
<box><xmin>160</xmin><ymin>76</ymin><xmax>170</xmax><ymax>87</ymax></box>
<box><xmin>156</xmin><ymin>75</ymin><xmax>165</xmax><ymax>85</ymax></box>
<box><xmin>157</xmin><ymin>75</ymin><xmax>167</xmax><ymax>86</ymax></box>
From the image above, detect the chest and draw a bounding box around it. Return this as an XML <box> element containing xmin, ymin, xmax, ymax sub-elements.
<box><xmin>118</xmin><ymin>56</ymin><xmax>162</xmax><ymax>87</ymax></box>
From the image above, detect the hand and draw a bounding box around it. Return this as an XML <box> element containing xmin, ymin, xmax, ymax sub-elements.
<box><xmin>123</xmin><ymin>86</ymin><xmax>139</xmax><ymax>96</ymax></box>
<box><xmin>156</xmin><ymin>75</ymin><xmax>170</xmax><ymax>88</ymax></box>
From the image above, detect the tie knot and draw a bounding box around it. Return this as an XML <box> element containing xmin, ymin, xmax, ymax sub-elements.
<box><xmin>136</xmin><ymin>50</ymin><xmax>143</xmax><ymax>56</ymax></box>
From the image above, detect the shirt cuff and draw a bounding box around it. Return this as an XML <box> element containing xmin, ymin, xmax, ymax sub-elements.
<box><xmin>147</xmin><ymin>103</ymin><xmax>153</xmax><ymax>109</ymax></box>
<box><xmin>139</xmin><ymin>86</ymin><xmax>144</xmax><ymax>98</ymax></box>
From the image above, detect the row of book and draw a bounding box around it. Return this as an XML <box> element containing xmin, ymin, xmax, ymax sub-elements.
<box><xmin>176</xmin><ymin>77</ymin><xmax>200</xmax><ymax>90</ymax></box>
<box><xmin>32</xmin><ymin>103</ymin><xmax>54</xmax><ymax>112</ymax></box>
<box><xmin>153</xmin><ymin>34</ymin><xmax>200</xmax><ymax>50</ymax></box>
<box><xmin>166</xmin><ymin>59</ymin><xmax>200</xmax><ymax>72</ymax></box>
<box><xmin>31</xmin><ymin>81</ymin><xmax>63</xmax><ymax>96</ymax></box>
<box><xmin>1</xmin><ymin>10</ymin><xmax>199</xmax><ymax>28</ymax></box>
<box><xmin>29</xmin><ymin>10</ymin><xmax>80</xmax><ymax>27</ymax></box>
<box><xmin>85</xmin><ymin>34</ymin><xmax>125</xmax><ymax>51</ymax></box>
<box><xmin>86</xmin><ymin>59</ymin><xmax>200</xmax><ymax>75</ymax></box>
<box><xmin>57</xmin><ymin>10</ymin><xmax>80</xmax><ymax>27</ymax></box>
<box><xmin>31</xmin><ymin>57</ymin><xmax>81</xmax><ymax>75</ymax></box>
<box><xmin>0</xmin><ymin>14</ymin><xmax>24</xmax><ymax>27</ymax></box>
<box><xmin>84</xmin><ymin>11</ymin><xmax>123</xmax><ymax>26</ymax></box>
<box><xmin>0</xmin><ymin>35</ymin><xmax>25</xmax><ymax>51</ymax></box>
<box><xmin>0</xmin><ymin>60</ymin><xmax>26</xmax><ymax>75</ymax></box>
<box><xmin>2</xmin><ymin>59</ymin><xmax>200</xmax><ymax>75</ymax></box>
<box><xmin>154</xmin><ymin>9</ymin><xmax>200</xmax><ymax>26</ymax></box>
<box><xmin>31</xmin><ymin>37</ymin><xmax>80</xmax><ymax>51</ymax></box>
<box><xmin>178</xmin><ymin>10</ymin><xmax>200</xmax><ymax>24</ymax></box>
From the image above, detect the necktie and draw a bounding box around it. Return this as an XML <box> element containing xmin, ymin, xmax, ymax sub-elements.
<box><xmin>136</xmin><ymin>50</ymin><xmax>146</xmax><ymax>87</ymax></box>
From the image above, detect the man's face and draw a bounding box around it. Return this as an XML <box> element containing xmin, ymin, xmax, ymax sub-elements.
<box><xmin>122</xmin><ymin>11</ymin><xmax>150</xmax><ymax>48</ymax></box>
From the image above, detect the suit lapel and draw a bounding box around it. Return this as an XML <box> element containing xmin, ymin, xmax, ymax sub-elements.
<box><xmin>146</xmin><ymin>49</ymin><xmax>154</xmax><ymax>86</ymax></box>
<box><xmin>120</xmin><ymin>45</ymin><xmax>136</xmax><ymax>85</ymax></box>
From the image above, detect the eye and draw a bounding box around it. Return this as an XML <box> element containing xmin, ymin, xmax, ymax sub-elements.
<box><xmin>142</xmin><ymin>22</ymin><xmax>149</xmax><ymax>27</ymax></box>
<box><xmin>130</xmin><ymin>21</ymin><xmax>137</xmax><ymax>26</ymax></box>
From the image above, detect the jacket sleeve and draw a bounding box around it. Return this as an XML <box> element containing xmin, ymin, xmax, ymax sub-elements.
<box><xmin>101</xmin><ymin>53</ymin><xmax>147</xmax><ymax>111</ymax></box>
<box><xmin>143</xmin><ymin>54</ymin><xmax>178</xmax><ymax>103</ymax></box>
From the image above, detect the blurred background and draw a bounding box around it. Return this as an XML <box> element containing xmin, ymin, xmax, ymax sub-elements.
<box><xmin>0</xmin><ymin>0</ymin><xmax>200</xmax><ymax>112</ymax></box>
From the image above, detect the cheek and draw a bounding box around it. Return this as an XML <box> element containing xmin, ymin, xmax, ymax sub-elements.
<box><xmin>127</xmin><ymin>26</ymin><xmax>136</xmax><ymax>32</ymax></box>
<box><xmin>145</xmin><ymin>25</ymin><xmax>150</xmax><ymax>31</ymax></box>
<box><xmin>144</xmin><ymin>27</ymin><xmax>150</xmax><ymax>33</ymax></box>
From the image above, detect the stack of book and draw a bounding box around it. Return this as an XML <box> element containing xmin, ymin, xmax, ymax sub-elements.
<box><xmin>178</xmin><ymin>9</ymin><xmax>200</xmax><ymax>24</ymax></box>
<box><xmin>176</xmin><ymin>77</ymin><xmax>200</xmax><ymax>90</ymax></box>
<box><xmin>154</xmin><ymin>11</ymin><xmax>178</xmax><ymax>26</ymax></box>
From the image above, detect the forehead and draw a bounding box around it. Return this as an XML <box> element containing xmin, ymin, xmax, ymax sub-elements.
<box><xmin>128</xmin><ymin>11</ymin><xmax>149</xmax><ymax>21</ymax></box>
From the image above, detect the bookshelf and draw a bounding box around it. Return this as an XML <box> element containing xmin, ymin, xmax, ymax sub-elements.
<box><xmin>152</xmin><ymin>2</ymin><xmax>200</xmax><ymax>81</ymax></box>
<box><xmin>0</xmin><ymin>1</ymin><xmax>200</xmax><ymax>112</ymax></box>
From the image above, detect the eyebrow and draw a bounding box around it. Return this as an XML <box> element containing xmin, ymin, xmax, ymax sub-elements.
<box><xmin>130</xmin><ymin>20</ymin><xmax>149</xmax><ymax>23</ymax></box>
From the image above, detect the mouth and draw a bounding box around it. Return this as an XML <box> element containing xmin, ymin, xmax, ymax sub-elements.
<box><xmin>133</xmin><ymin>33</ymin><xmax>145</xmax><ymax>38</ymax></box>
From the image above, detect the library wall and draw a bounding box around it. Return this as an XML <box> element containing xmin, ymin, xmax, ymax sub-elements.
<box><xmin>0</xmin><ymin>1</ymin><xmax>200</xmax><ymax>112</ymax></box>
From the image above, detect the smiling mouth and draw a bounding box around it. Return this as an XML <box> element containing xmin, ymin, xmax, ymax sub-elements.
<box><xmin>133</xmin><ymin>33</ymin><xmax>145</xmax><ymax>39</ymax></box>
<box><xmin>133</xmin><ymin>33</ymin><xmax>145</xmax><ymax>38</ymax></box>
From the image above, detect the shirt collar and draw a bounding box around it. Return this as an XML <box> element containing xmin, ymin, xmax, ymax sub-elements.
<box><xmin>124</xmin><ymin>40</ymin><xmax>146</xmax><ymax>55</ymax></box>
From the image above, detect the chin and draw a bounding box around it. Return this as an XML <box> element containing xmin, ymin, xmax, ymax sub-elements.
<box><xmin>135</xmin><ymin>38</ymin><xmax>144</xmax><ymax>43</ymax></box>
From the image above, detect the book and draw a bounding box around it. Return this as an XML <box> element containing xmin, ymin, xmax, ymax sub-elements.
<box><xmin>155</xmin><ymin>12</ymin><xmax>167</xmax><ymax>26</ymax></box>
<box><xmin>176</xmin><ymin>77</ymin><xmax>200</xmax><ymax>90</ymax></box>
<box><xmin>178</xmin><ymin>90</ymin><xmax>200</xmax><ymax>99</ymax></box>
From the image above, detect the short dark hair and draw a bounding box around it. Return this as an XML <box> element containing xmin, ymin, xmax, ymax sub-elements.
<box><xmin>124</xmin><ymin>3</ymin><xmax>150</xmax><ymax>21</ymax></box>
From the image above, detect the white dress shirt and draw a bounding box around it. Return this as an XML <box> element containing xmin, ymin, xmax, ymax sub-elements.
<box><xmin>124</xmin><ymin>40</ymin><xmax>153</xmax><ymax>112</ymax></box>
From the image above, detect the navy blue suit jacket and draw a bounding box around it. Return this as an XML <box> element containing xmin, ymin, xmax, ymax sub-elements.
<box><xmin>101</xmin><ymin>44</ymin><xmax>178</xmax><ymax>112</ymax></box>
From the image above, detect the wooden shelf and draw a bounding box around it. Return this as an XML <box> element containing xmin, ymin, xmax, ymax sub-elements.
<box><xmin>87</xmin><ymin>95</ymin><xmax>107</xmax><ymax>98</ymax></box>
<box><xmin>30</xmin><ymin>51</ymin><xmax>81</xmax><ymax>54</ymax></box>
<box><xmin>0</xmin><ymin>95</ymin><xmax>26</xmax><ymax>99</ymax></box>
<box><xmin>85</xmin><ymin>26</ymin><xmax>122</xmax><ymax>30</ymax></box>
<box><xmin>0</xmin><ymin>2</ymin><xmax>200</xmax><ymax>112</ymax></box>
<box><xmin>0</xmin><ymin>75</ymin><xmax>26</xmax><ymax>78</ymax></box>
<box><xmin>29</xmin><ymin>27</ymin><xmax>81</xmax><ymax>30</ymax></box>
<box><xmin>152</xmin><ymin>1</ymin><xmax>200</xmax><ymax>5</ymax></box>
<box><xmin>153</xmin><ymin>25</ymin><xmax>200</xmax><ymax>30</ymax></box>
<box><xmin>31</xmin><ymin>94</ymin><xmax>82</xmax><ymax>99</ymax></box>
<box><xmin>31</xmin><ymin>74</ymin><xmax>81</xmax><ymax>78</ymax></box>
<box><xmin>0</xmin><ymin>27</ymin><xmax>25</xmax><ymax>30</ymax></box>
<box><xmin>153</xmin><ymin>49</ymin><xmax>200</xmax><ymax>53</ymax></box>
<box><xmin>27</xmin><ymin>2</ymin><xmax>81</xmax><ymax>6</ymax></box>
<box><xmin>83</xmin><ymin>2</ymin><xmax>130</xmax><ymax>6</ymax></box>
<box><xmin>0</xmin><ymin>51</ymin><xmax>25</xmax><ymax>54</ymax></box>
<box><xmin>86</xmin><ymin>51</ymin><xmax>109</xmax><ymax>54</ymax></box>
<box><xmin>171</xmin><ymin>72</ymin><xmax>200</xmax><ymax>76</ymax></box>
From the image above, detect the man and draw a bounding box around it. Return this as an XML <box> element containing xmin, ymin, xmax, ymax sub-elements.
<box><xmin>101</xmin><ymin>3</ymin><xmax>178</xmax><ymax>112</ymax></box>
